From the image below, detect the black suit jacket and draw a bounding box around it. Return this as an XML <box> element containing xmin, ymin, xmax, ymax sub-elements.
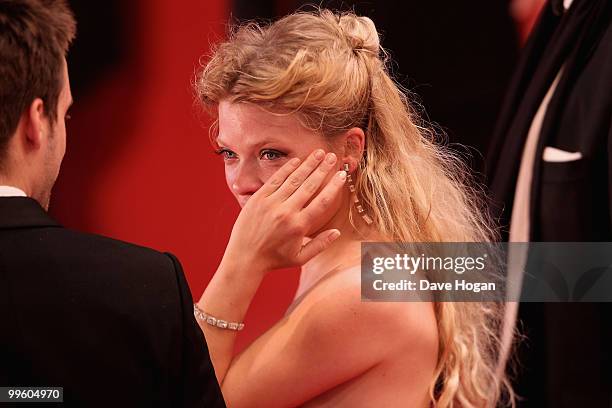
<box><xmin>486</xmin><ymin>1</ymin><xmax>611</xmax><ymax>407</ymax></box>
<box><xmin>0</xmin><ymin>197</ymin><xmax>225</xmax><ymax>407</ymax></box>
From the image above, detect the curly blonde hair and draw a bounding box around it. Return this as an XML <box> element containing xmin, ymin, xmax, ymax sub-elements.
<box><xmin>195</xmin><ymin>9</ymin><xmax>515</xmax><ymax>407</ymax></box>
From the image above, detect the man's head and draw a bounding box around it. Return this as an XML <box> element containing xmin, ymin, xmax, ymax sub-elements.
<box><xmin>0</xmin><ymin>0</ymin><xmax>75</xmax><ymax>209</ymax></box>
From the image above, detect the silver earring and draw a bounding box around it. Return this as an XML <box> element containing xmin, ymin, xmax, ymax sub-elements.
<box><xmin>344</xmin><ymin>163</ymin><xmax>373</xmax><ymax>225</ymax></box>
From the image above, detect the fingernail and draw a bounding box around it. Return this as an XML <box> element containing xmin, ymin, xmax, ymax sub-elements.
<box><xmin>326</xmin><ymin>153</ymin><xmax>337</xmax><ymax>164</ymax></box>
<box><xmin>314</xmin><ymin>149</ymin><xmax>325</xmax><ymax>160</ymax></box>
<box><xmin>290</xmin><ymin>157</ymin><xmax>301</xmax><ymax>166</ymax></box>
<box><xmin>328</xmin><ymin>230</ymin><xmax>341</xmax><ymax>240</ymax></box>
<box><xmin>338</xmin><ymin>170</ymin><xmax>347</xmax><ymax>180</ymax></box>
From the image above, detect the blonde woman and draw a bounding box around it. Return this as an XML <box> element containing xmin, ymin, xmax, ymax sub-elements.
<box><xmin>195</xmin><ymin>9</ymin><xmax>514</xmax><ymax>407</ymax></box>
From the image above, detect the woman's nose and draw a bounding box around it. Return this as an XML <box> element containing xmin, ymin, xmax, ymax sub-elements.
<box><xmin>230</xmin><ymin>162</ymin><xmax>264</xmax><ymax>196</ymax></box>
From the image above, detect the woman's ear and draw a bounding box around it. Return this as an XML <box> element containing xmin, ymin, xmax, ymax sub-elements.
<box><xmin>340</xmin><ymin>127</ymin><xmax>365</xmax><ymax>173</ymax></box>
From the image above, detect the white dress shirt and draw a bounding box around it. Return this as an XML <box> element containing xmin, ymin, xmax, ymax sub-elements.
<box><xmin>0</xmin><ymin>186</ymin><xmax>27</xmax><ymax>197</ymax></box>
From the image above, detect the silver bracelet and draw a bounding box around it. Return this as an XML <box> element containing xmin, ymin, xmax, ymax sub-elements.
<box><xmin>193</xmin><ymin>304</ymin><xmax>245</xmax><ymax>331</ymax></box>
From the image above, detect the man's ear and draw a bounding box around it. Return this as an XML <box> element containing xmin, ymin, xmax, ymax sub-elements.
<box><xmin>23</xmin><ymin>98</ymin><xmax>47</xmax><ymax>150</ymax></box>
<box><xmin>340</xmin><ymin>127</ymin><xmax>365</xmax><ymax>173</ymax></box>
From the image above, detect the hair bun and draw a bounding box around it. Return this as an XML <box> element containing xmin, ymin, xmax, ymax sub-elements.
<box><xmin>338</xmin><ymin>14</ymin><xmax>380</xmax><ymax>55</ymax></box>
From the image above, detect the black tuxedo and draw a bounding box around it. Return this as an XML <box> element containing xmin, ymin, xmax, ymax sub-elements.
<box><xmin>486</xmin><ymin>1</ymin><xmax>612</xmax><ymax>406</ymax></box>
<box><xmin>0</xmin><ymin>197</ymin><xmax>225</xmax><ymax>407</ymax></box>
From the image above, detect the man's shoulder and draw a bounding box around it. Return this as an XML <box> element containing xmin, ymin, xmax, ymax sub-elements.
<box><xmin>1</xmin><ymin>225</ymin><xmax>181</xmax><ymax>284</ymax></box>
<box><xmin>56</xmin><ymin>227</ymin><xmax>172</xmax><ymax>262</ymax></box>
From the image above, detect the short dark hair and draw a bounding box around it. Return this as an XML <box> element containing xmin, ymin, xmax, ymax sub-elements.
<box><xmin>0</xmin><ymin>0</ymin><xmax>76</xmax><ymax>154</ymax></box>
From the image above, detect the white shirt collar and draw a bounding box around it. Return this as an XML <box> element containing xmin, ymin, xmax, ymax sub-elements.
<box><xmin>0</xmin><ymin>185</ymin><xmax>27</xmax><ymax>197</ymax></box>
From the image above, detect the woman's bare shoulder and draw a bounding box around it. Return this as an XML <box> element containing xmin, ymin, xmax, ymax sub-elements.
<box><xmin>293</xmin><ymin>265</ymin><xmax>439</xmax><ymax>364</ymax></box>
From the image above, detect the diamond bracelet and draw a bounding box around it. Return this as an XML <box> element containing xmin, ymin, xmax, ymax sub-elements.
<box><xmin>193</xmin><ymin>304</ymin><xmax>245</xmax><ymax>331</ymax></box>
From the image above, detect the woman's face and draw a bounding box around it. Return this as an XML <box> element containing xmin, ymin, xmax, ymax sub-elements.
<box><xmin>216</xmin><ymin>100</ymin><xmax>346</xmax><ymax>228</ymax></box>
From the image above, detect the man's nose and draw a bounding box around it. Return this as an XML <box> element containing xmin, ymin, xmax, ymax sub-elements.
<box><xmin>231</xmin><ymin>162</ymin><xmax>264</xmax><ymax>196</ymax></box>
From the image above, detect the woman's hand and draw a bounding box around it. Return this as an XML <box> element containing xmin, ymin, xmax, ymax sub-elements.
<box><xmin>220</xmin><ymin>148</ymin><xmax>346</xmax><ymax>275</ymax></box>
<box><xmin>198</xmin><ymin>149</ymin><xmax>347</xmax><ymax>384</ymax></box>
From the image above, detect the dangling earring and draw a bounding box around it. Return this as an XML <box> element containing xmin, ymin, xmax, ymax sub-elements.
<box><xmin>344</xmin><ymin>163</ymin><xmax>373</xmax><ymax>225</ymax></box>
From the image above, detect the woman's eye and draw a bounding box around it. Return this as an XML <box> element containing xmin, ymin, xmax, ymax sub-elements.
<box><xmin>260</xmin><ymin>149</ymin><xmax>286</xmax><ymax>161</ymax></box>
<box><xmin>215</xmin><ymin>148</ymin><xmax>237</xmax><ymax>160</ymax></box>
